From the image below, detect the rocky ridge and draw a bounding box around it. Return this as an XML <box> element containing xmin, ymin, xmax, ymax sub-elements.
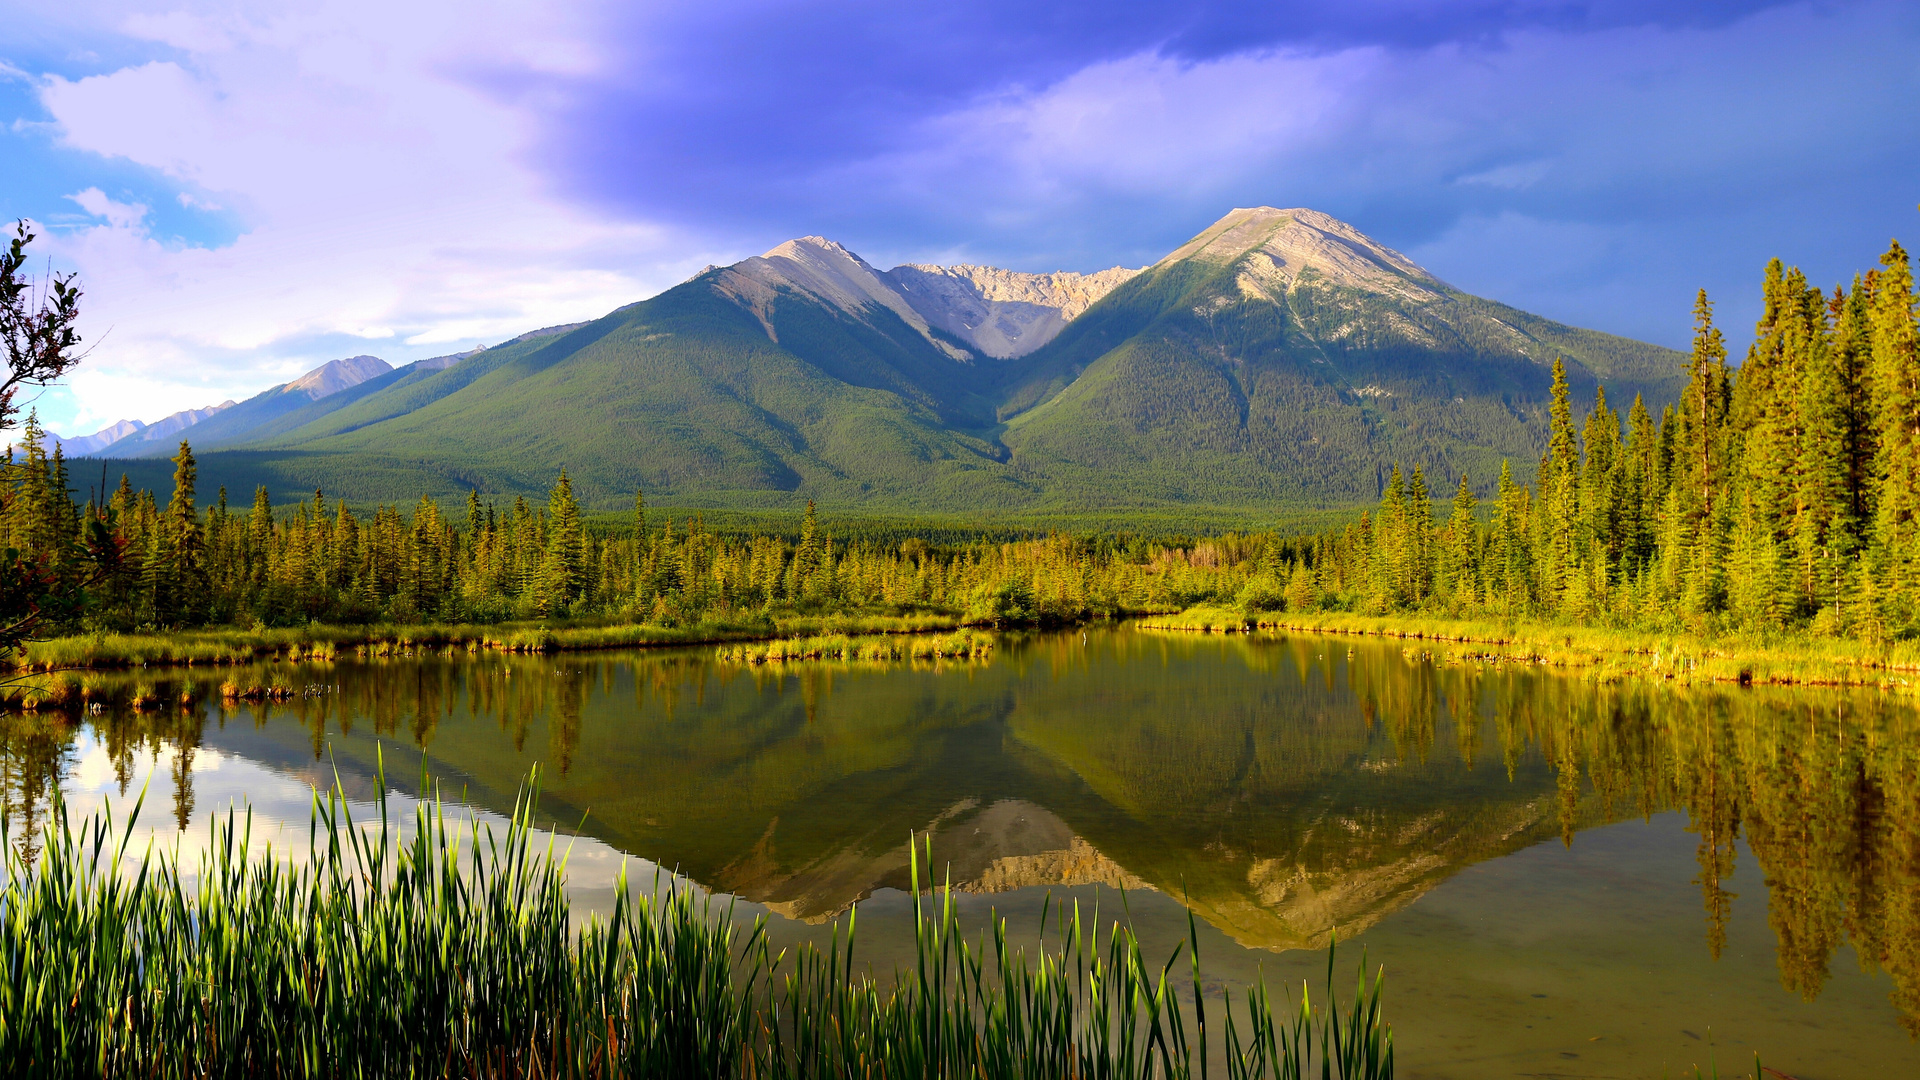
<box><xmin>1163</xmin><ymin>206</ymin><xmax>1443</xmax><ymax>305</ymax></box>
<box><xmin>887</xmin><ymin>263</ymin><xmax>1140</xmax><ymax>358</ymax></box>
<box><xmin>716</xmin><ymin>235</ymin><xmax>1142</xmax><ymax>362</ymax></box>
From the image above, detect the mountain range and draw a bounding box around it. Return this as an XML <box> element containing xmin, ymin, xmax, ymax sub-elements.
<box><xmin>73</xmin><ymin>208</ymin><xmax>1687</xmax><ymax>517</ymax></box>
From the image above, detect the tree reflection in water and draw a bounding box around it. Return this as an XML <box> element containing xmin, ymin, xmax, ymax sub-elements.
<box><xmin>2</xmin><ymin>632</ymin><xmax>1915</xmax><ymax>1033</ymax></box>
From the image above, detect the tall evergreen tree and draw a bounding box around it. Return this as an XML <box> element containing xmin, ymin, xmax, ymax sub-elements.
<box><xmin>1537</xmin><ymin>359</ymin><xmax>1582</xmax><ymax>606</ymax></box>
<box><xmin>1580</xmin><ymin>385</ymin><xmax>1623</xmax><ymax>570</ymax></box>
<box><xmin>1868</xmin><ymin>240</ymin><xmax>1920</xmax><ymax>627</ymax></box>
<box><xmin>539</xmin><ymin>469</ymin><xmax>584</xmax><ymax>614</ymax></box>
<box><xmin>1441</xmin><ymin>474</ymin><xmax>1478</xmax><ymax>607</ymax></box>
<box><xmin>1674</xmin><ymin>290</ymin><xmax>1733</xmax><ymax>614</ymax></box>
<box><xmin>1406</xmin><ymin>465</ymin><xmax>1433</xmax><ymax>604</ymax></box>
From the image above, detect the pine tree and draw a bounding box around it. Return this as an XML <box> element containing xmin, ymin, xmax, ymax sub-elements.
<box><xmin>1370</xmin><ymin>466</ymin><xmax>1403</xmax><ymax>607</ymax></box>
<box><xmin>164</xmin><ymin>441</ymin><xmax>204</xmax><ymax>625</ymax></box>
<box><xmin>1831</xmin><ymin>278</ymin><xmax>1877</xmax><ymax>524</ymax></box>
<box><xmin>1580</xmin><ymin>385</ymin><xmax>1623</xmax><ymax>571</ymax></box>
<box><xmin>1406</xmin><ymin>465</ymin><xmax>1433</xmax><ymax>604</ymax></box>
<box><xmin>1441</xmin><ymin>474</ymin><xmax>1479</xmax><ymax>607</ymax></box>
<box><xmin>1868</xmin><ymin>240</ymin><xmax>1920</xmax><ymax>627</ymax></box>
<box><xmin>1491</xmin><ymin>460</ymin><xmax>1531</xmax><ymax>613</ymax></box>
<box><xmin>1537</xmin><ymin>359</ymin><xmax>1582</xmax><ymax>607</ymax></box>
<box><xmin>793</xmin><ymin>500</ymin><xmax>821</xmax><ymax>601</ymax></box>
<box><xmin>1622</xmin><ymin>394</ymin><xmax>1659</xmax><ymax>570</ymax></box>
<box><xmin>247</xmin><ymin>487</ymin><xmax>273</xmax><ymax>587</ymax></box>
<box><xmin>539</xmin><ymin>469</ymin><xmax>584</xmax><ymax>614</ymax></box>
<box><xmin>1674</xmin><ymin>291</ymin><xmax>1732</xmax><ymax>614</ymax></box>
<box><xmin>1793</xmin><ymin>289</ymin><xmax>1853</xmax><ymax>621</ymax></box>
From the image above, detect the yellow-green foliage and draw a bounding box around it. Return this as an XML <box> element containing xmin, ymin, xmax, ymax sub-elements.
<box><xmin>1134</xmin><ymin>605</ymin><xmax>1251</xmax><ymax>632</ymax></box>
<box><xmin>773</xmin><ymin>611</ymin><xmax>961</xmax><ymax>636</ymax></box>
<box><xmin>715</xmin><ymin>629</ymin><xmax>994</xmax><ymax>664</ymax></box>
<box><xmin>1206</xmin><ymin>609</ymin><xmax>1920</xmax><ymax>690</ymax></box>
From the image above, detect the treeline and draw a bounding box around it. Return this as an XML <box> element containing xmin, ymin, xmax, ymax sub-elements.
<box><xmin>0</xmin><ymin>424</ymin><xmax>1276</xmax><ymax>632</ymax></box>
<box><xmin>9</xmin><ymin>239</ymin><xmax>1911</xmax><ymax>640</ymax></box>
<box><xmin>1273</xmin><ymin>239</ymin><xmax>1920</xmax><ymax>638</ymax></box>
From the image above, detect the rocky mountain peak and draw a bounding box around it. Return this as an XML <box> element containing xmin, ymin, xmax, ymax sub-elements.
<box><xmin>284</xmin><ymin>354</ymin><xmax>394</xmax><ymax>400</ymax></box>
<box><xmin>1162</xmin><ymin>207</ymin><xmax>1443</xmax><ymax>304</ymax></box>
<box><xmin>886</xmin><ymin>263</ymin><xmax>1141</xmax><ymax>358</ymax></box>
<box><xmin>716</xmin><ymin>235</ymin><xmax>973</xmax><ymax>360</ymax></box>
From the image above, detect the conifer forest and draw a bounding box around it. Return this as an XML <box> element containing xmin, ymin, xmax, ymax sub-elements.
<box><xmin>2</xmin><ymin>239</ymin><xmax>1916</xmax><ymax>644</ymax></box>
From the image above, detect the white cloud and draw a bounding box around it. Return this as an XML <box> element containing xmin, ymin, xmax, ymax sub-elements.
<box><xmin>27</xmin><ymin>0</ymin><xmax>720</xmax><ymax>434</ymax></box>
<box><xmin>19</xmin><ymin>0</ymin><xmax>1920</xmax><ymax>433</ymax></box>
<box><xmin>68</xmin><ymin>186</ymin><xmax>149</xmax><ymax>229</ymax></box>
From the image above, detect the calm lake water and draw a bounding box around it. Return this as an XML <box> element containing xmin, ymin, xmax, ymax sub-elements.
<box><xmin>4</xmin><ymin>625</ymin><xmax>1917</xmax><ymax>1078</ymax></box>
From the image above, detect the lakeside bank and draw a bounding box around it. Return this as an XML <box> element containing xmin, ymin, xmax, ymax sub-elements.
<box><xmin>8</xmin><ymin>611</ymin><xmax>976</xmax><ymax>673</ymax></box>
<box><xmin>1137</xmin><ymin>606</ymin><xmax>1920</xmax><ymax>691</ymax></box>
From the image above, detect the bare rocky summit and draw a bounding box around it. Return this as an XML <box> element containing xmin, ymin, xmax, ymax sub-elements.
<box><xmin>887</xmin><ymin>263</ymin><xmax>1140</xmax><ymax>358</ymax></box>
<box><xmin>1163</xmin><ymin>206</ymin><xmax>1444</xmax><ymax>305</ymax></box>
<box><xmin>715</xmin><ymin>234</ymin><xmax>1140</xmax><ymax>362</ymax></box>
<box><xmin>716</xmin><ymin>236</ymin><xmax>973</xmax><ymax>359</ymax></box>
<box><xmin>283</xmin><ymin>355</ymin><xmax>394</xmax><ymax>399</ymax></box>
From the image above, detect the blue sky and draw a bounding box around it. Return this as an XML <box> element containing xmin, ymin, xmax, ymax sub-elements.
<box><xmin>3</xmin><ymin>0</ymin><xmax>1917</xmax><ymax>435</ymax></box>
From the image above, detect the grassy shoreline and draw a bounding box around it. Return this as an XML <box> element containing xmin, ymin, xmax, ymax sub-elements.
<box><xmin>1137</xmin><ymin>606</ymin><xmax>1920</xmax><ymax>690</ymax></box>
<box><xmin>9</xmin><ymin>611</ymin><xmax>969</xmax><ymax>673</ymax></box>
<box><xmin>3</xmin><ymin>774</ymin><xmax>1393</xmax><ymax>1078</ymax></box>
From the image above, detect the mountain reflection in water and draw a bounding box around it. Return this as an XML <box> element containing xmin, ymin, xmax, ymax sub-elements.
<box><xmin>2</xmin><ymin>627</ymin><xmax>1916</xmax><ymax>1036</ymax></box>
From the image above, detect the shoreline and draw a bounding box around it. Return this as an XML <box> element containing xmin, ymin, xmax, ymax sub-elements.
<box><xmin>6</xmin><ymin>611</ymin><xmax>974</xmax><ymax>675</ymax></box>
<box><xmin>1135</xmin><ymin>606</ymin><xmax>1920</xmax><ymax>691</ymax></box>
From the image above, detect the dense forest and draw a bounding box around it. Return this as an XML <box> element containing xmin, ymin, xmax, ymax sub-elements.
<box><xmin>1292</xmin><ymin>238</ymin><xmax>1919</xmax><ymax>638</ymax></box>
<box><xmin>0</xmin><ymin>422</ymin><xmax>1247</xmax><ymax>632</ymax></box>
<box><xmin>1</xmin><ymin>237</ymin><xmax>1913</xmax><ymax>642</ymax></box>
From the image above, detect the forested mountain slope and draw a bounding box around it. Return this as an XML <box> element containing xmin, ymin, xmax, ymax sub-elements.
<box><xmin>992</xmin><ymin>208</ymin><xmax>1685</xmax><ymax>506</ymax></box>
<box><xmin>109</xmin><ymin>209</ymin><xmax>1686</xmax><ymax>513</ymax></box>
<box><xmin>99</xmin><ymin>356</ymin><xmax>393</xmax><ymax>457</ymax></box>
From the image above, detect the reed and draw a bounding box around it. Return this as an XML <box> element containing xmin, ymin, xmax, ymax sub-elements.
<box><xmin>14</xmin><ymin>612</ymin><xmax>970</xmax><ymax>674</ymax></box>
<box><xmin>1</xmin><ymin>767</ymin><xmax>1391</xmax><ymax>1079</ymax></box>
<box><xmin>713</xmin><ymin>629</ymin><xmax>994</xmax><ymax>664</ymax></box>
<box><xmin>1135</xmin><ymin>606</ymin><xmax>1253</xmax><ymax>633</ymax></box>
<box><xmin>772</xmin><ymin>611</ymin><xmax>962</xmax><ymax>637</ymax></box>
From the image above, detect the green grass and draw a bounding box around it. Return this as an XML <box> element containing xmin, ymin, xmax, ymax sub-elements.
<box><xmin>1</xmin><ymin>766</ymin><xmax>1394</xmax><ymax>1078</ymax></box>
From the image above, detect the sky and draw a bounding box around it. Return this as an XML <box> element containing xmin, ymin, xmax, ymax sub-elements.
<box><xmin>2</xmin><ymin>0</ymin><xmax>1917</xmax><ymax>437</ymax></box>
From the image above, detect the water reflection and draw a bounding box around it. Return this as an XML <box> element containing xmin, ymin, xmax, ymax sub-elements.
<box><xmin>3</xmin><ymin>629</ymin><xmax>1917</xmax><ymax>1038</ymax></box>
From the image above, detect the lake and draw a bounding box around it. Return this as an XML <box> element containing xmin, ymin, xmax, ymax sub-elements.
<box><xmin>4</xmin><ymin>625</ymin><xmax>1916</xmax><ymax>1078</ymax></box>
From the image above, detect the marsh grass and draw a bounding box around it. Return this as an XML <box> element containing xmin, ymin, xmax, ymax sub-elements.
<box><xmin>1</xmin><ymin>763</ymin><xmax>1392</xmax><ymax>1079</ymax></box>
<box><xmin>1142</xmin><ymin>607</ymin><xmax>1920</xmax><ymax>691</ymax></box>
<box><xmin>1134</xmin><ymin>606</ymin><xmax>1252</xmax><ymax>634</ymax></box>
<box><xmin>773</xmin><ymin>611</ymin><xmax>962</xmax><ymax>637</ymax></box>
<box><xmin>713</xmin><ymin>629</ymin><xmax>994</xmax><ymax>665</ymax></box>
<box><xmin>12</xmin><ymin>612</ymin><xmax>970</xmax><ymax>677</ymax></box>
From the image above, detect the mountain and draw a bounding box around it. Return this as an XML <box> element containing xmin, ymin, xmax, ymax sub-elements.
<box><xmin>97</xmin><ymin>355</ymin><xmax>397</xmax><ymax>457</ymax></box>
<box><xmin>62</xmin><ymin>403</ymin><xmax>237</xmax><ymax>458</ymax></box>
<box><xmin>98</xmin><ymin>208</ymin><xmax>1687</xmax><ymax>516</ymax></box>
<box><xmin>989</xmin><ymin>207</ymin><xmax>1686</xmax><ymax>506</ymax></box>
<box><xmin>885</xmin><ymin>263</ymin><xmax>1140</xmax><ymax>359</ymax></box>
<box><xmin>49</xmin><ymin>418</ymin><xmax>147</xmax><ymax>457</ymax></box>
<box><xmin>281</xmin><ymin>354</ymin><xmax>392</xmax><ymax>399</ymax></box>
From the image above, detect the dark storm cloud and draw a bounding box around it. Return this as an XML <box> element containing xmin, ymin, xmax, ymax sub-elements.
<box><xmin>482</xmin><ymin>1</ymin><xmax>1797</xmax><ymax>230</ymax></box>
<box><xmin>462</xmin><ymin>0</ymin><xmax>1916</xmax><ymax>348</ymax></box>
